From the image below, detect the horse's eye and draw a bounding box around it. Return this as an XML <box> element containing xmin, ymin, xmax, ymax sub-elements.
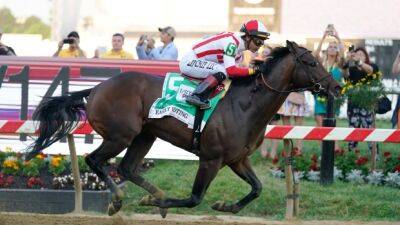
<box><xmin>310</xmin><ymin>62</ymin><xmax>317</xmax><ymax>67</ymax></box>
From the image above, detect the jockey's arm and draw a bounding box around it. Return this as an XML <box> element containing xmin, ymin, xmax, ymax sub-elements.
<box><xmin>223</xmin><ymin>54</ymin><xmax>255</xmax><ymax>77</ymax></box>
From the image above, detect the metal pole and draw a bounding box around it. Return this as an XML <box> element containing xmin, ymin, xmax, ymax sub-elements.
<box><xmin>320</xmin><ymin>95</ymin><xmax>336</xmax><ymax>185</ymax></box>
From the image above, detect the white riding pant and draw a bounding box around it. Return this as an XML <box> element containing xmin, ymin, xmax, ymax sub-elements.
<box><xmin>179</xmin><ymin>51</ymin><xmax>227</xmax><ymax>79</ymax></box>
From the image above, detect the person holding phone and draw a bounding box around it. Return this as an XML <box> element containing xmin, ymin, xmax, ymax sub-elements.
<box><xmin>312</xmin><ymin>24</ymin><xmax>345</xmax><ymax>151</ymax></box>
<box><xmin>53</xmin><ymin>31</ymin><xmax>86</xmax><ymax>58</ymax></box>
<box><xmin>136</xmin><ymin>26</ymin><xmax>178</xmax><ymax>60</ymax></box>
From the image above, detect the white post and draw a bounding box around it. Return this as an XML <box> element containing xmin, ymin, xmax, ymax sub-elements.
<box><xmin>67</xmin><ymin>134</ymin><xmax>83</xmax><ymax>213</ymax></box>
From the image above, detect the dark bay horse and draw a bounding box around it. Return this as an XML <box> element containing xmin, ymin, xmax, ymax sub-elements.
<box><xmin>26</xmin><ymin>41</ymin><xmax>340</xmax><ymax>216</ymax></box>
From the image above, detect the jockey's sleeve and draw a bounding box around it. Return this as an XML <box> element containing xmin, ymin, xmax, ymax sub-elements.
<box><xmin>223</xmin><ymin>54</ymin><xmax>254</xmax><ymax>77</ymax></box>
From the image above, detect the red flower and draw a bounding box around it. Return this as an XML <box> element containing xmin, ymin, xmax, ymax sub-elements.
<box><xmin>27</xmin><ymin>177</ymin><xmax>43</xmax><ymax>189</ymax></box>
<box><xmin>0</xmin><ymin>174</ymin><xmax>15</xmax><ymax>188</ymax></box>
<box><xmin>309</xmin><ymin>162</ymin><xmax>318</xmax><ymax>171</ymax></box>
<box><xmin>394</xmin><ymin>165</ymin><xmax>400</xmax><ymax>173</ymax></box>
<box><xmin>383</xmin><ymin>152</ymin><xmax>391</xmax><ymax>158</ymax></box>
<box><xmin>355</xmin><ymin>156</ymin><xmax>368</xmax><ymax>166</ymax></box>
<box><xmin>108</xmin><ymin>171</ymin><xmax>119</xmax><ymax>178</ymax></box>
<box><xmin>272</xmin><ymin>156</ymin><xmax>279</xmax><ymax>164</ymax></box>
<box><xmin>335</xmin><ymin>148</ymin><xmax>345</xmax><ymax>156</ymax></box>
<box><xmin>281</xmin><ymin>150</ymin><xmax>287</xmax><ymax>158</ymax></box>
<box><xmin>311</xmin><ymin>154</ymin><xmax>318</xmax><ymax>163</ymax></box>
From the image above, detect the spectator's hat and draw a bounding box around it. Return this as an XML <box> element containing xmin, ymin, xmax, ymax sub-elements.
<box><xmin>158</xmin><ymin>26</ymin><xmax>176</xmax><ymax>38</ymax></box>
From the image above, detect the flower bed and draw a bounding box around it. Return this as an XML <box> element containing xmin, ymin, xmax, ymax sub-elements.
<box><xmin>270</xmin><ymin>148</ymin><xmax>400</xmax><ymax>188</ymax></box>
<box><xmin>0</xmin><ymin>147</ymin><xmax>124</xmax><ymax>213</ymax></box>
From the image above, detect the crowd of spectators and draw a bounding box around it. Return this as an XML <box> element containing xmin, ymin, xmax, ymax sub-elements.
<box><xmin>260</xmin><ymin>24</ymin><xmax>399</xmax><ymax>159</ymax></box>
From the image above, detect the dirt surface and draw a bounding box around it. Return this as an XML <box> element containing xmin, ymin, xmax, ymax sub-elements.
<box><xmin>0</xmin><ymin>212</ymin><xmax>399</xmax><ymax>225</ymax></box>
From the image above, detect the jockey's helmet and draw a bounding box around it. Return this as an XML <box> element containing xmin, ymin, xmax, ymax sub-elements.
<box><xmin>240</xmin><ymin>20</ymin><xmax>270</xmax><ymax>40</ymax></box>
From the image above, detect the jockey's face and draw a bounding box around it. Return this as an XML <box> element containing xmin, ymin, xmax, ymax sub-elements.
<box><xmin>245</xmin><ymin>36</ymin><xmax>265</xmax><ymax>53</ymax></box>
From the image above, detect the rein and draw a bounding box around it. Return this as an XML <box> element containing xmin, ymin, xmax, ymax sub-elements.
<box><xmin>258</xmin><ymin>48</ymin><xmax>331</xmax><ymax>94</ymax></box>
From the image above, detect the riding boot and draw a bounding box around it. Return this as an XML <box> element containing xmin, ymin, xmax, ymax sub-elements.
<box><xmin>186</xmin><ymin>72</ymin><xmax>225</xmax><ymax>109</ymax></box>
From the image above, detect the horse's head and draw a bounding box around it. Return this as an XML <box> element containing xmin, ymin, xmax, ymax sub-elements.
<box><xmin>285</xmin><ymin>40</ymin><xmax>341</xmax><ymax>97</ymax></box>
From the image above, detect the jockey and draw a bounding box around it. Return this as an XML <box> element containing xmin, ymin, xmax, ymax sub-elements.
<box><xmin>180</xmin><ymin>19</ymin><xmax>270</xmax><ymax>109</ymax></box>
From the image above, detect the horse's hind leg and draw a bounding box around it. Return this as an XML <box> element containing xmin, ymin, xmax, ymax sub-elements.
<box><xmin>117</xmin><ymin>132</ymin><xmax>168</xmax><ymax>217</ymax></box>
<box><xmin>117</xmin><ymin>132</ymin><xmax>166</xmax><ymax>198</ymax></box>
<box><xmin>211</xmin><ymin>157</ymin><xmax>262</xmax><ymax>213</ymax></box>
<box><xmin>139</xmin><ymin>158</ymin><xmax>222</xmax><ymax>210</ymax></box>
<box><xmin>85</xmin><ymin>139</ymin><xmax>128</xmax><ymax>215</ymax></box>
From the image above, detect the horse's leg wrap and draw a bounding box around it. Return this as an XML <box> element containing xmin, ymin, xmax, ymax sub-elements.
<box><xmin>85</xmin><ymin>140</ymin><xmax>128</xmax><ymax>216</ymax></box>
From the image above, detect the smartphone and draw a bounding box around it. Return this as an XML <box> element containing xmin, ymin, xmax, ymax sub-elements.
<box><xmin>140</xmin><ymin>35</ymin><xmax>147</xmax><ymax>41</ymax></box>
<box><xmin>326</xmin><ymin>24</ymin><xmax>334</xmax><ymax>35</ymax></box>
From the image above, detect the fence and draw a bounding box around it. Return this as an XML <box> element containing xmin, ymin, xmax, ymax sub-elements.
<box><xmin>0</xmin><ymin>120</ymin><xmax>399</xmax><ymax>217</ymax></box>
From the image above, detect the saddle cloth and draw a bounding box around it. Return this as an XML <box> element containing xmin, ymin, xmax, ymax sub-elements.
<box><xmin>148</xmin><ymin>72</ymin><xmax>231</xmax><ymax>130</ymax></box>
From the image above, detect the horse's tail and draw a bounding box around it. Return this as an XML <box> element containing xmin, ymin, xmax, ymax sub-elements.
<box><xmin>25</xmin><ymin>88</ymin><xmax>93</xmax><ymax>161</ymax></box>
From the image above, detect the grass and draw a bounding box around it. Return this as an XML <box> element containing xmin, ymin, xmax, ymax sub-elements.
<box><xmin>120</xmin><ymin>117</ymin><xmax>400</xmax><ymax>221</ymax></box>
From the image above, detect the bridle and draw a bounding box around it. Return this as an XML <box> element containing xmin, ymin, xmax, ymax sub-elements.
<box><xmin>259</xmin><ymin>47</ymin><xmax>332</xmax><ymax>94</ymax></box>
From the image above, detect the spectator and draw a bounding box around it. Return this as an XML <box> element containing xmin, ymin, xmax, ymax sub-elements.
<box><xmin>53</xmin><ymin>31</ymin><xmax>86</xmax><ymax>58</ymax></box>
<box><xmin>100</xmin><ymin>33</ymin><xmax>133</xmax><ymax>59</ymax></box>
<box><xmin>136</xmin><ymin>26</ymin><xmax>178</xmax><ymax>60</ymax></box>
<box><xmin>391</xmin><ymin>49</ymin><xmax>400</xmax><ymax>128</ymax></box>
<box><xmin>344</xmin><ymin>47</ymin><xmax>380</xmax><ymax>151</ymax></box>
<box><xmin>313</xmin><ymin>24</ymin><xmax>344</xmax><ymax>150</ymax></box>
<box><xmin>278</xmin><ymin>92</ymin><xmax>308</xmax><ymax>153</ymax></box>
<box><xmin>0</xmin><ymin>28</ymin><xmax>16</xmax><ymax>56</ymax></box>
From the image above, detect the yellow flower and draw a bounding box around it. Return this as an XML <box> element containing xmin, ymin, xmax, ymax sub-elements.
<box><xmin>4</xmin><ymin>146</ymin><xmax>12</xmax><ymax>152</ymax></box>
<box><xmin>3</xmin><ymin>158</ymin><xmax>18</xmax><ymax>170</ymax></box>
<box><xmin>51</xmin><ymin>157</ymin><xmax>62</xmax><ymax>167</ymax></box>
<box><xmin>367</xmin><ymin>81</ymin><xmax>371</xmax><ymax>85</ymax></box>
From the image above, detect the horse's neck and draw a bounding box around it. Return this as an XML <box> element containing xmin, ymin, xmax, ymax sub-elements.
<box><xmin>227</xmin><ymin>56</ymin><xmax>294</xmax><ymax>140</ymax></box>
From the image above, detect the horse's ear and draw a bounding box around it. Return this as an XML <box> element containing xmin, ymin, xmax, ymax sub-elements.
<box><xmin>291</xmin><ymin>41</ymin><xmax>300</xmax><ymax>48</ymax></box>
<box><xmin>286</xmin><ymin>40</ymin><xmax>295</xmax><ymax>52</ymax></box>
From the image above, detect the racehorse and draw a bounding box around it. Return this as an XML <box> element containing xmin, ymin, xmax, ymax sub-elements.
<box><xmin>26</xmin><ymin>41</ymin><xmax>341</xmax><ymax>217</ymax></box>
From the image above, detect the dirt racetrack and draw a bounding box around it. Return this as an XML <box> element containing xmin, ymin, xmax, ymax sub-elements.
<box><xmin>0</xmin><ymin>212</ymin><xmax>399</xmax><ymax>225</ymax></box>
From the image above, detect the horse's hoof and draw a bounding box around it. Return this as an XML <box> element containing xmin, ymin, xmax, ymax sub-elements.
<box><xmin>108</xmin><ymin>200</ymin><xmax>123</xmax><ymax>216</ymax></box>
<box><xmin>139</xmin><ymin>195</ymin><xmax>157</xmax><ymax>206</ymax></box>
<box><xmin>211</xmin><ymin>201</ymin><xmax>240</xmax><ymax>213</ymax></box>
<box><xmin>211</xmin><ymin>201</ymin><xmax>226</xmax><ymax>211</ymax></box>
<box><xmin>159</xmin><ymin>208</ymin><xmax>168</xmax><ymax>218</ymax></box>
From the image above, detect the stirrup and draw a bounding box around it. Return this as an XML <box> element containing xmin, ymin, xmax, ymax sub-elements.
<box><xmin>186</xmin><ymin>95</ymin><xmax>211</xmax><ymax>109</ymax></box>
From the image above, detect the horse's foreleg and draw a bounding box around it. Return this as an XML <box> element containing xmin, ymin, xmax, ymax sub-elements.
<box><xmin>212</xmin><ymin>157</ymin><xmax>262</xmax><ymax>213</ymax></box>
<box><xmin>140</xmin><ymin>158</ymin><xmax>222</xmax><ymax>209</ymax></box>
<box><xmin>85</xmin><ymin>140</ymin><xmax>128</xmax><ymax>215</ymax></box>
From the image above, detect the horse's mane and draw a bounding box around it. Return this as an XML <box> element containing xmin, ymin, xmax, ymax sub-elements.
<box><xmin>263</xmin><ymin>47</ymin><xmax>290</xmax><ymax>74</ymax></box>
<box><xmin>230</xmin><ymin>47</ymin><xmax>290</xmax><ymax>85</ymax></box>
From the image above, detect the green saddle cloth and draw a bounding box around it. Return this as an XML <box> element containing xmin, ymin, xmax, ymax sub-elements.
<box><xmin>148</xmin><ymin>72</ymin><xmax>224</xmax><ymax>130</ymax></box>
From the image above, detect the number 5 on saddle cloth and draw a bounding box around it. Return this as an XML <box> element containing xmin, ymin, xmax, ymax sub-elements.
<box><xmin>148</xmin><ymin>72</ymin><xmax>231</xmax><ymax>155</ymax></box>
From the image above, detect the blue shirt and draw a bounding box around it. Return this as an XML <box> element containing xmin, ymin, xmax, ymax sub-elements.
<box><xmin>136</xmin><ymin>42</ymin><xmax>178</xmax><ymax>60</ymax></box>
